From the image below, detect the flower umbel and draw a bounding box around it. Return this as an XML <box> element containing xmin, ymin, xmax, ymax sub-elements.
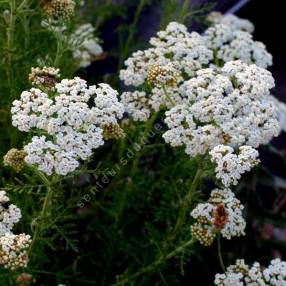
<box><xmin>11</xmin><ymin>76</ymin><xmax>124</xmax><ymax>175</ymax></box>
<box><xmin>191</xmin><ymin>188</ymin><xmax>246</xmax><ymax>245</ymax></box>
<box><xmin>214</xmin><ymin>258</ymin><xmax>286</xmax><ymax>286</ymax></box>
<box><xmin>209</xmin><ymin>145</ymin><xmax>260</xmax><ymax>187</ymax></box>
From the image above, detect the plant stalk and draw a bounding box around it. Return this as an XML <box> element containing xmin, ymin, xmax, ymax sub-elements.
<box><xmin>6</xmin><ymin>0</ymin><xmax>17</xmax><ymax>98</ymax></box>
<box><xmin>217</xmin><ymin>233</ymin><xmax>226</xmax><ymax>272</ymax></box>
<box><xmin>29</xmin><ymin>171</ymin><xmax>54</xmax><ymax>256</ymax></box>
<box><xmin>172</xmin><ymin>165</ymin><xmax>203</xmax><ymax>236</ymax></box>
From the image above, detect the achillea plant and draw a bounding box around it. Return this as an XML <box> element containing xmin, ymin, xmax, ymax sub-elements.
<box><xmin>0</xmin><ymin>0</ymin><xmax>286</xmax><ymax>285</ymax></box>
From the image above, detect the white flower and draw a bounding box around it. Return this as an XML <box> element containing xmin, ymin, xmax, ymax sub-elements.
<box><xmin>69</xmin><ymin>24</ymin><xmax>103</xmax><ymax>68</ymax></box>
<box><xmin>210</xmin><ymin>145</ymin><xmax>260</xmax><ymax>187</ymax></box>
<box><xmin>263</xmin><ymin>259</ymin><xmax>286</xmax><ymax>286</ymax></box>
<box><xmin>24</xmin><ymin>136</ymin><xmax>80</xmax><ymax>176</ymax></box>
<box><xmin>269</xmin><ymin>95</ymin><xmax>286</xmax><ymax>134</ymax></box>
<box><xmin>0</xmin><ymin>193</ymin><xmax>31</xmax><ymax>270</ymax></box>
<box><xmin>0</xmin><ymin>191</ymin><xmax>22</xmax><ymax>236</ymax></box>
<box><xmin>0</xmin><ymin>233</ymin><xmax>31</xmax><ymax>270</ymax></box>
<box><xmin>207</xmin><ymin>12</ymin><xmax>255</xmax><ymax>33</ymax></box>
<box><xmin>121</xmin><ymin>91</ymin><xmax>151</xmax><ymax>122</ymax></box>
<box><xmin>119</xmin><ymin>21</ymin><xmax>213</xmax><ymax>121</ymax></box>
<box><xmin>204</xmin><ymin>24</ymin><xmax>272</xmax><ymax>68</ymax></box>
<box><xmin>163</xmin><ymin>61</ymin><xmax>279</xmax><ymax>157</ymax></box>
<box><xmin>215</xmin><ymin>258</ymin><xmax>286</xmax><ymax>286</ymax></box>
<box><xmin>190</xmin><ymin>188</ymin><xmax>246</xmax><ymax>244</ymax></box>
<box><xmin>11</xmin><ymin>88</ymin><xmax>53</xmax><ymax>132</ymax></box>
<box><xmin>12</xmin><ymin>76</ymin><xmax>124</xmax><ymax>175</ymax></box>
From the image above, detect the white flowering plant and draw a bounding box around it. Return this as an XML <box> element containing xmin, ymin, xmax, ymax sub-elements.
<box><xmin>1</xmin><ymin>0</ymin><xmax>286</xmax><ymax>285</ymax></box>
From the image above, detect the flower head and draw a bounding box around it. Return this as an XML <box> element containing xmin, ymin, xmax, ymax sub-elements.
<box><xmin>163</xmin><ymin>61</ymin><xmax>279</xmax><ymax>157</ymax></box>
<box><xmin>120</xmin><ymin>22</ymin><xmax>213</xmax><ymax>121</ymax></box>
<box><xmin>69</xmin><ymin>24</ymin><xmax>103</xmax><ymax>68</ymax></box>
<box><xmin>191</xmin><ymin>188</ymin><xmax>246</xmax><ymax>245</ymax></box>
<box><xmin>11</xmin><ymin>77</ymin><xmax>124</xmax><ymax>175</ymax></box>
<box><xmin>215</xmin><ymin>258</ymin><xmax>286</xmax><ymax>286</ymax></box>
<box><xmin>204</xmin><ymin>23</ymin><xmax>272</xmax><ymax>68</ymax></box>
<box><xmin>43</xmin><ymin>0</ymin><xmax>75</xmax><ymax>20</ymax></box>
<box><xmin>209</xmin><ymin>145</ymin><xmax>260</xmax><ymax>187</ymax></box>
<box><xmin>0</xmin><ymin>233</ymin><xmax>31</xmax><ymax>270</ymax></box>
<box><xmin>0</xmin><ymin>191</ymin><xmax>22</xmax><ymax>236</ymax></box>
<box><xmin>207</xmin><ymin>12</ymin><xmax>255</xmax><ymax>33</ymax></box>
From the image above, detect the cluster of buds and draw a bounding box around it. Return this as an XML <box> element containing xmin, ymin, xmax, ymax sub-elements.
<box><xmin>0</xmin><ymin>233</ymin><xmax>31</xmax><ymax>270</ymax></box>
<box><xmin>102</xmin><ymin>124</ymin><xmax>126</xmax><ymax>140</ymax></box>
<box><xmin>29</xmin><ymin>66</ymin><xmax>60</xmax><ymax>90</ymax></box>
<box><xmin>191</xmin><ymin>222</ymin><xmax>216</xmax><ymax>246</ymax></box>
<box><xmin>3</xmin><ymin>148</ymin><xmax>27</xmax><ymax>172</ymax></box>
<box><xmin>146</xmin><ymin>64</ymin><xmax>180</xmax><ymax>87</ymax></box>
<box><xmin>42</xmin><ymin>0</ymin><xmax>75</xmax><ymax>20</ymax></box>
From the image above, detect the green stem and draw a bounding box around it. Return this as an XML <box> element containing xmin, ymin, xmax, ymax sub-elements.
<box><xmin>217</xmin><ymin>233</ymin><xmax>226</xmax><ymax>272</ymax></box>
<box><xmin>113</xmin><ymin>238</ymin><xmax>194</xmax><ymax>285</ymax></box>
<box><xmin>178</xmin><ymin>0</ymin><xmax>190</xmax><ymax>23</ymax></box>
<box><xmin>149</xmin><ymin>164</ymin><xmax>203</xmax><ymax>268</ymax></box>
<box><xmin>54</xmin><ymin>38</ymin><xmax>64</xmax><ymax>67</ymax></box>
<box><xmin>130</xmin><ymin>112</ymin><xmax>158</xmax><ymax>174</ymax></box>
<box><xmin>94</xmin><ymin>0</ymin><xmax>113</xmax><ymax>30</ymax></box>
<box><xmin>18</xmin><ymin>0</ymin><xmax>29</xmax><ymax>11</ymax></box>
<box><xmin>6</xmin><ymin>0</ymin><xmax>17</xmax><ymax>98</ymax></box>
<box><xmin>29</xmin><ymin>171</ymin><xmax>54</xmax><ymax>256</ymax></box>
<box><xmin>118</xmin><ymin>0</ymin><xmax>148</xmax><ymax>70</ymax></box>
<box><xmin>213</xmin><ymin>48</ymin><xmax>220</xmax><ymax>67</ymax></box>
<box><xmin>163</xmin><ymin>86</ymin><xmax>176</xmax><ymax>106</ymax></box>
<box><xmin>112</xmin><ymin>112</ymin><xmax>158</xmax><ymax>226</ymax></box>
<box><xmin>171</xmin><ymin>165</ymin><xmax>203</xmax><ymax>236</ymax></box>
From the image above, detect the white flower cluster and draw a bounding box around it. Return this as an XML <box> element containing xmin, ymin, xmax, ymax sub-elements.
<box><xmin>120</xmin><ymin>13</ymin><xmax>275</xmax><ymax>122</ymax></box>
<box><xmin>0</xmin><ymin>233</ymin><xmax>31</xmax><ymax>270</ymax></box>
<box><xmin>207</xmin><ymin>11</ymin><xmax>255</xmax><ymax>33</ymax></box>
<box><xmin>120</xmin><ymin>21</ymin><xmax>213</xmax><ymax>121</ymax></box>
<box><xmin>0</xmin><ymin>191</ymin><xmax>31</xmax><ymax>270</ymax></box>
<box><xmin>163</xmin><ymin>61</ymin><xmax>279</xmax><ymax>157</ymax></box>
<box><xmin>210</xmin><ymin>145</ymin><xmax>259</xmax><ymax>187</ymax></box>
<box><xmin>69</xmin><ymin>24</ymin><xmax>103</xmax><ymax>68</ymax></box>
<box><xmin>0</xmin><ymin>191</ymin><xmax>22</xmax><ymax>236</ymax></box>
<box><xmin>215</xmin><ymin>258</ymin><xmax>286</xmax><ymax>286</ymax></box>
<box><xmin>263</xmin><ymin>258</ymin><xmax>286</xmax><ymax>285</ymax></box>
<box><xmin>11</xmin><ymin>76</ymin><xmax>124</xmax><ymax>175</ymax></box>
<box><xmin>204</xmin><ymin>23</ymin><xmax>272</xmax><ymax>68</ymax></box>
<box><xmin>269</xmin><ymin>95</ymin><xmax>286</xmax><ymax>134</ymax></box>
<box><xmin>190</xmin><ymin>188</ymin><xmax>245</xmax><ymax>245</ymax></box>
